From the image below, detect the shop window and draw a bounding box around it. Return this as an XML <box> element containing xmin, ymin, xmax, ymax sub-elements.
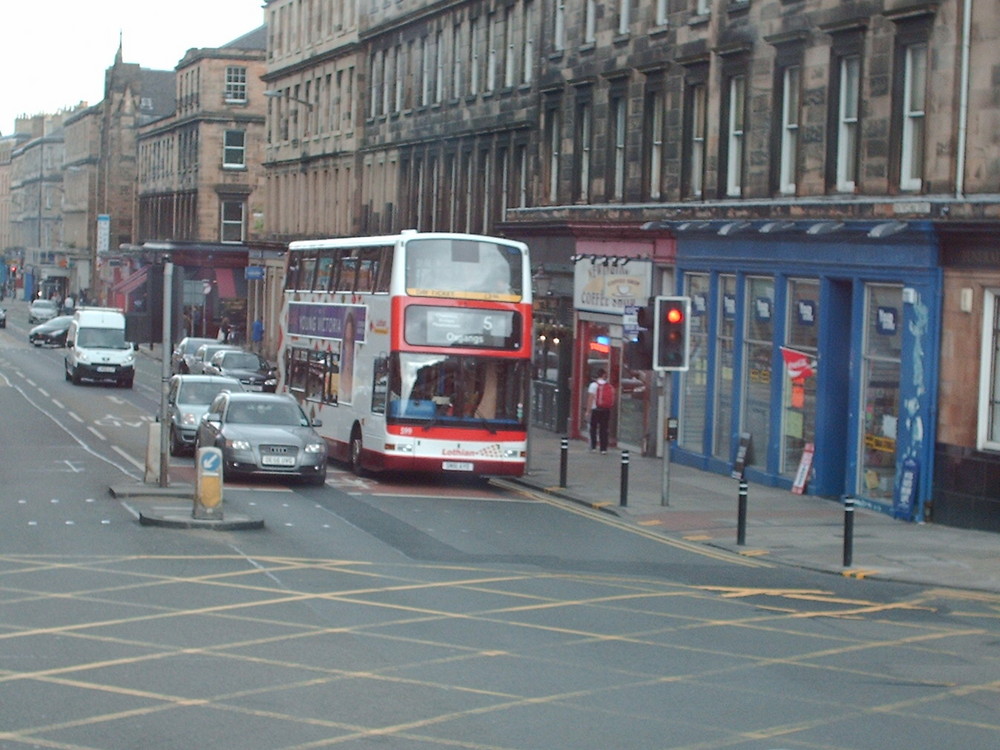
<box><xmin>713</xmin><ymin>274</ymin><xmax>737</xmax><ymax>460</ymax></box>
<box><xmin>977</xmin><ymin>290</ymin><xmax>1000</xmax><ymax>451</ymax></box>
<box><xmin>781</xmin><ymin>279</ymin><xmax>819</xmax><ymax>477</ymax></box>
<box><xmin>859</xmin><ymin>284</ymin><xmax>902</xmax><ymax>500</ymax></box>
<box><xmin>681</xmin><ymin>273</ymin><xmax>711</xmax><ymax>453</ymax></box>
<box><xmin>741</xmin><ymin>276</ymin><xmax>774</xmax><ymax>468</ymax></box>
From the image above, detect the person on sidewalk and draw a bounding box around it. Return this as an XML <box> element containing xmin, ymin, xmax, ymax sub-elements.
<box><xmin>587</xmin><ymin>369</ymin><xmax>614</xmax><ymax>454</ymax></box>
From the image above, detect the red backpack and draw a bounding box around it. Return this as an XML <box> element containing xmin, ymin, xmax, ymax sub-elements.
<box><xmin>595</xmin><ymin>381</ymin><xmax>615</xmax><ymax>409</ymax></box>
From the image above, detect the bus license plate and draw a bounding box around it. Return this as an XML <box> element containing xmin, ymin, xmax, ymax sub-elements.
<box><xmin>262</xmin><ymin>456</ymin><xmax>295</xmax><ymax>467</ymax></box>
<box><xmin>443</xmin><ymin>461</ymin><xmax>474</xmax><ymax>472</ymax></box>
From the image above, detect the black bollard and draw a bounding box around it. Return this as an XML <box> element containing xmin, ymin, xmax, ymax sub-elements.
<box><xmin>559</xmin><ymin>437</ymin><xmax>569</xmax><ymax>488</ymax></box>
<box><xmin>736</xmin><ymin>480</ymin><xmax>748</xmax><ymax>546</ymax></box>
<box><xmin>620</xmin><ymin>450</ymin><xmax>630</xmax><ymax>507</ymax></box>
<box><xmin>843</xmin><ymin>497</ymin><xmax>855</xmax><ymax>567</ymax></box>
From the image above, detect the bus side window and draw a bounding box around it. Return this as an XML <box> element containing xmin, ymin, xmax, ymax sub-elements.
<box><xmin>338</xmin><ymin>254</ymin><xmax>358</xmax><ymax>292</ymax></box>
<box><xmin>374</xmin><ymin>247</ymin><xmax>392</xmax><ymax>292</ymax></box>
<box><xmin>298</xmin><ymin>254</ymin><xmax>317</xmax><ymax>291</ymax></box>
<box><xmin>315</xmin><ymin>252</ymin><xmax>334</xmax><ymax>292</ymax></box>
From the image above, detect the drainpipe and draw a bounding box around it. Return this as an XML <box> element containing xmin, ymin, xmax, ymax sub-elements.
<box><xmin>955</xmin><ymin>0</ymin><xmax>973</xmax><ymax>199</ymax></box>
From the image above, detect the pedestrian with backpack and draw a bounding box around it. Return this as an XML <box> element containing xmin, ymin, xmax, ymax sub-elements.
<box><xmin>588</xmin><ymin>369</ymin><xmax>614</xmax><ymax>454</ymax></box>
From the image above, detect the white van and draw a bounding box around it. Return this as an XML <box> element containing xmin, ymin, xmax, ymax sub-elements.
<box><xmin>64</xmin><ymin>307</ymin><xmax>136</xmax><ymax>388</ymax></box>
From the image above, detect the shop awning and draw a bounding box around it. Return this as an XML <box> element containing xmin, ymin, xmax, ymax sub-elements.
<box><xmin>111</xmin><ymin>267</ymin><xmax>149</xmax><ymax>295</ymax></box>
<box><xmin>214</xmin><ymin>268</ymin><xmax>237</xmax><ymax>298</ymax></box>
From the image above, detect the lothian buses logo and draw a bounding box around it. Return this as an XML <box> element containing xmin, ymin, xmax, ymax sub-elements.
<box><xmin>443</xmin><ymin>445</ymin><xmax>504</xmax><ymax>458</ymax></box>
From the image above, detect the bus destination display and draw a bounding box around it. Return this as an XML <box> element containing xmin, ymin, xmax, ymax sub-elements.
<box><xmin>405</xmin><ymin>306</ymin><xmax>520</xmax><ymax>349</ymax></box>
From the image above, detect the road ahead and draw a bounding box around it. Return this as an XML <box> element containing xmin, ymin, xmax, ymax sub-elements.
<box><xmin>3</xmin><ymin>320</ymin><xmax>1000</xmax><ymax>749</ymax></box>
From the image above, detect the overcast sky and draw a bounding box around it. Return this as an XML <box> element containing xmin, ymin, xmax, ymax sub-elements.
<box><xmin>1</xmin><ymin>1</ymin><xmax>266</xmax><ymax>137</ymax></box>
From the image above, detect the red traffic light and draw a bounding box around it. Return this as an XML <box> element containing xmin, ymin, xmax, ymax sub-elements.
<box><xmin>666</xmin><ymin>307</ymin><xmax>684</xmax><ymax>325</ymax></box>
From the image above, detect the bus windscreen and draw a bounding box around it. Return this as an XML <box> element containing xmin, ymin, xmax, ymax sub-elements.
<box><xmin>405</xmin><ymin>238</ymin><xmax>523</xmax><ymax>301</ymax></box>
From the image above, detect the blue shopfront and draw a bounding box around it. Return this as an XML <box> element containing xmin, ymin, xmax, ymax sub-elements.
<box><xmin>653</xmin><ymin>220</ymin><xmax>941</xmax><ymax>522</ymax></box>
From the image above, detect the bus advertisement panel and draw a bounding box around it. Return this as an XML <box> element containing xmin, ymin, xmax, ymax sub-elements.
<box><xmin>278</xmin><ymin>231</ymin><xmax>532</xmax><ymax>477</ymax></box>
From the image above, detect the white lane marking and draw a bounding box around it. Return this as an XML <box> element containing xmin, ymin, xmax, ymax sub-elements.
<box><xmin>112</xmin><ymin>445</ymin><xmax>145</xmax><ymax>471</ymax></box>
<box><xmin>88</xmin><ymin>426</ymin><xmax>106</xmax><ymax>441</ymax></box>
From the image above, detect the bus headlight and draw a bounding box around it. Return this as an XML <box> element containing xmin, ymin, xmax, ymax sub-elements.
<box><xmin>504</xmin><ymin>449</ymin><xmax>521</xmax><ymax>458</ymax></box>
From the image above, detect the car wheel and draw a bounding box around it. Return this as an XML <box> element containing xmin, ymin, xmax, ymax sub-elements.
<box><xmin>306</xmin><ymin>466</ymin><xmax>328</xmax><ymax>486</ymax></box>
<box><xmin>350</xmin><ymin>430</ymin><xmax>365</xmax><ymax>477</ymax></box>
<box><xmin>169</xmin><ymin>427</ymin><xmax>182</xmax><ymax>457</ymax></box>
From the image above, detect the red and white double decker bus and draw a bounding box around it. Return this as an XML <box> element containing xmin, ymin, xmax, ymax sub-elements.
<box><xmin>277</xmin><ymin>230</ymin><xmax>532</xmax><ymax>476</ymax></box>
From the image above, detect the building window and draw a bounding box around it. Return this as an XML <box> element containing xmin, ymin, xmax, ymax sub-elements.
<box><xmin>681</xmin><ymin>273</ymin><xmax>711</xmax><ymax>453</ymax></box>
<box><xmin>979</xmin><ymin>289</ymin><xmax>1000</xmax><ymax>451</ymax></box>
<box><xmin>584</xmin><ymin>0</ymin><xmax>596</xmax><ymax>44</ymax></box>
<box><xmin>835</xmin><ymin>55</ymin><xmax>861</xmax><ymax>192</ymax></box>
<box><xmin>609</xmin><ymin>94</ymin><xmax>627</xmax><ymax>201</ymax></box>
<box><xmin>522</xmin><ymin>1</ymin><xmax>535</xmax><ymax>84</ymax></box>
<box><xmin>696</xmin><ymin>0</ymin><xmax>711</xmax><ymax>16</ymax></box>
<box><xmin>575</xmin><ymin>98</ymin><xmax>592</xmax><ymax>202</ymax></box>
<box><xmin>223</xmin><ymin>130</ymin><xmax>245</xmax><ymax>168</ymax></box>
<box><xmin>655</xmin><ymin>0</ymin><xmax>668</xmax><ymax>26</ymax></box>
<box><xmin>724</xmin><ymin>74</ymin><xmax>746</xmax><ymax>197</ymax></box>
<box><xmin>899</xmin><ymin>43</ymin><xmax>927</xmax><ymax>191</ymax></box>
<box><xmin>554</xmin><ymin>0</ymin><xmax>566</xmax><ymax>52</ymax></box>
<box><xmin>685</xmin><ymin>82</ymin><xmax>706</xmax><ymax>198</ymax></box>
<box><xmin>224</xmin><ymin>66</ymin><xmax>247</xmax><ymax>102</ymax></box>
<box><xmin>221</xmin><ymin>201</ymin><xmax>245</xmax><ymax>243</ymax></box>
<box><xmin>617</xmin><ymin>0</ymin><xmax>630</xmax><ymax>35</ymax></box>
<box><xmin>545</xmin><ymin>104</ymin><xmax>561</xmax><ymax>203</ymax></box>
<box><xmin>779</xmin><ymin>66</ymin><xmax>800</xmax><ymax>195</ymax></box>
<box><xmin>645</xmin><ymin>89</ymin><xmax>664</xmax><ymax>200</ymax></box>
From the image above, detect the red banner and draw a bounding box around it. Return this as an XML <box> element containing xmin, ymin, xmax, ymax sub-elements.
<box><xmin>780</xmin><ymin>347</ymin><xmax>816</xmax><ymax>380</ymax></box>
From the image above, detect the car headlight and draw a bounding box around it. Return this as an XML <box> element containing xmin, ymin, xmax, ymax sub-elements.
<box><xmin>124</xmin><ymin>352</ymin><xmax>135</xmax><ymax>365</ymax></box>
<box><xmin>181</xmin><ymin>412</ymin><xmax>199</xmax><ymax>426</ymax></box>
<box><xmin>304</xmin><ymin>442</ymin><xmax>325</xmax><ymax>454</ymax></box>
<box><xmin>227</xmin><ymin>439</ymin><xmax>252</xmax><ymax>451</ymax></box>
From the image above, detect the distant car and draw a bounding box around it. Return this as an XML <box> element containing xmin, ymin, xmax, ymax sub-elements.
<box><xmin>165</xmin><ymin>374</ymin><xmax>244</xmax><ymax>455</ymax></box>
<box><xmin>0</xmin><ymin>306</ymin><xmax>6</xmax><ymax>328</ymax></box>
<box><xmin>189</xmin><ymin>342</ymin><xmax>241</xmax><ymax>375</ymax></box>
<box><xmin>171</xmin><ymin>336</ymin><xmax>218</xmax><ymax>374</ymax></box>
<box><xmin>28</xmin><ymin>315</ymin><xmax>73</xmax><ymax>347</ymax></box>
<box><xmin>195</xmin><ymin>391</ymin><xmax>327</xmax><ymax>485</ymax></box>
<box><xmin>203</xmin><ymin>349</ymin><xmax>277</xmax><ymax>392</ymax></box>
<box><xmin>28</xmin><ymin>299</ymin><xmax>58</xmax><ymax>324</ymax></box>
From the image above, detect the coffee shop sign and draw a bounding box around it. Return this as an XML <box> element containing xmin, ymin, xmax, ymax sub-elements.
<box><xmin>574</xmin><ymin>260</ymin><xmax>652</xmax><ymax>315</ymax></box>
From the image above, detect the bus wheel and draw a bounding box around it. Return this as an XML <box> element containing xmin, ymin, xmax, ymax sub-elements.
<box><xmin>350</xmin><ymin>430</ymin><xmax>366</xmax><ymax>477</ymax></box>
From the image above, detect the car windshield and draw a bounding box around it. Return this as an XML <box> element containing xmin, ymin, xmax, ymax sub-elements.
<box><xmin>226</xmin><ymin>400</ymin><xmax>306</xmax><ymax>426</ymax></box>
<box><xmin>178</xmin><ymin>381</ymin><xmax>233</xmax><ymax>405</ymax></box>
<box><xmin>76</xmin><ymin>328</ymin><xmax>129</xmax><ymax>349</ymax></box>
<box><xmin>33</xmin><ymin>301</ymin><xmax>56</xmax><ymax>310</ymax></box>
<box><xmin>222</xmin><ymin>353</ymin><xmax>263</xmax><ymax>369</ymax></box>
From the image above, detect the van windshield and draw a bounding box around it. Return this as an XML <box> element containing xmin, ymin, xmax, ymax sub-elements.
<box><xmin>77</xmin><ymin>328</ymin><xmax>129</xmax><ymax>349</ymax></box>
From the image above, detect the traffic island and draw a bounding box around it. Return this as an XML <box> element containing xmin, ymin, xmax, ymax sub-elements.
<box><xmin>109</xmin><ymin>447</ymin><xmax>265</xmax><ymax>531</ymax></box>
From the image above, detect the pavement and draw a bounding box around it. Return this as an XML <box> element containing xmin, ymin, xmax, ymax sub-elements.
<box><xmin>506</xmin><ymin>428</ymin><xmax>1000</xmax><ymax>594</ymax></box>
<box><xmin>6</xmin><ymin>292</ymin><xmax>996</xmax><ymax>592</ymax></box>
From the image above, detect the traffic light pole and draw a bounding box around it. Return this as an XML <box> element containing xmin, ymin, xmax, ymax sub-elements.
<box><xmin>660</xmin><ymin>376</ymin><xmax>671</xmax><ymax>506</ymax></box>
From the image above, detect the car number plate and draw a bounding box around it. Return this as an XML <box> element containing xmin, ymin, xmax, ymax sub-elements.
<box><xmin>246</xmin><ymin>384</ymin><xmax>263</xmax><ymax>391</ymax></box>
<box><xmin>97</xmin><ymin>366</ymin><xmax>116</xmax><ymax>373</ymax></box>
<box><xmin>262</xmin><ymin>456</ymin><xmax>295</xmax><ymax>467</ymax></box>
<box><xmin>443</xmin><ymin>461</ymin><xmax>474</xmax><ymax>471</ymax></box>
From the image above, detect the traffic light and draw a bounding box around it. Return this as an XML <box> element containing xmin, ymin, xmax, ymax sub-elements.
<box><xmin>653</xmin><ymin>296</ymin><xmax>690</xmax><ymax>371</ymax></box>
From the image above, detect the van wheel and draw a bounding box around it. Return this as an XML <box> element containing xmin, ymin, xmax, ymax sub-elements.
<box><xmin>65</xmin><ymin>365</ymin><xmax>71</xmax><ymax>381</ymax></box>
<box><xmin>71</xmin><ymin>367</ymin><xmax>81</xmax><ymax>385</ymax></box>
<box><xmin>350</xmin><ymin>430</ymin><xmax>366</xmax><ymax>477</ymax></box>
<box><xmin>119</xmin><ymin>378</ymin><xmax>133</xmax><ymax>389</ymax></box>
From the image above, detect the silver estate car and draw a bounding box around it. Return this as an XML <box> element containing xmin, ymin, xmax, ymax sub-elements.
<box><xmin>195</xmin><ymin>392</ymin><xmax>328</xmax><ymax>485</ymax></box>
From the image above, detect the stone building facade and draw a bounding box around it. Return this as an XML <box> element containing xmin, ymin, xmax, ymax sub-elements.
<box><xmin>261</xmin><ymin>0</ymin><xmax>1000</xmax><ymax>530</ymax></box>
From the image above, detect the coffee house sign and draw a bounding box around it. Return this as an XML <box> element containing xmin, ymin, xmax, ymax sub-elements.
<box><xmin>574</xmin><ymin>259</ymin><xmax>652</xmax><ymax>315</ymax></box>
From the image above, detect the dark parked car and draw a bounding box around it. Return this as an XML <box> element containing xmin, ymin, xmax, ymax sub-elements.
<box><xmin>165</xmin><ymin>374</ymin><xmax>244</xmax><ymax>455</ymax></box>
<box><xmin>28</xmin><ymin>299</ymin><xmax>58</xmax><ymax>324</ymax></box>
<box><xmin>171</xmin><ymin>336</ymin><xmax>218</xmax><ymax>374</ymax></box>
<box><xmin>195</xmin><ymin>392</ymin><xmax>327</xmax><ymax>485</ymax></box>
<box><xmin>203</xmin><ymin>349</ymin><xmax>277</xmax><ymax>392</ymax></box>
<box><xmin>28</xmin><ymin>315</ymin><xmax>73</xmax><ymax>346</ymax></box>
